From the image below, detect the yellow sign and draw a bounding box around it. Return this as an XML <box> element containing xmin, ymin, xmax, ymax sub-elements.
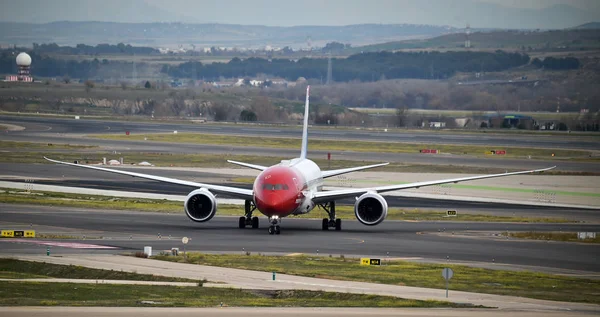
<box><xmin>1</xmin><ymin>230</ymin><xmax>35</xmax><ymax>238</ymax></box>
<box><xmin>360</xmin><ymin>258</ymin><xmax>381</xmax><ymax>266</ymax></box>
<box><xmin>447</xmin><ymin>210</ymin><xmax>457</xmax><ymax>216</ymax></box>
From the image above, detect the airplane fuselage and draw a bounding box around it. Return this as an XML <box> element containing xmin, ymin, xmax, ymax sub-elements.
<box><xmin>253</xmin><ymin>158</ymin><xmax>322</xmax><ymax>218</ymax></box>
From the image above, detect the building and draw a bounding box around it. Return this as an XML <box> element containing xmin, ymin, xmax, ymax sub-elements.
<box><xmin>5</xmin><ymin>52</ymin><xmax>33</xmax><ymax>82</ymax></box>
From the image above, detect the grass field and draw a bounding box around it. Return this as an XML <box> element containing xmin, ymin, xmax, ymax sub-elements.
<box><xmin>0</xmin><ymin>140</ymin><xmax>96</xmax><ymax>150</ymax></box>
<box><xmin>155</xmin><ymin>253</ymin><xmax>600</xmax><ymax>304</ymax></box>
<box><xmin>0</xmin><ymin>259</ymin><xmax>193</xmax><ymax>282</ymax></box>
<box><xmin>0</xmin><ymin>259</ymin><xmax>456</xmax><ymax>307</ymax></box>
<box><xmin>0</xmin><ymin>282</ymin><xmax>459</xmax><ymax>307</ymax></box>
<box><xmin>91</xmin><ymin>132</ymin><xmax>594</xmax><ymax>158</ymax></box>
<box><xmin>0</xmin><ymin>190</ymin><xmax>572</xmax><ymax>223</ymax></box>
<box><xmin>503</xmin><ymin>231</ymin><xmax>600</xmax><ymax>243</ymax></box>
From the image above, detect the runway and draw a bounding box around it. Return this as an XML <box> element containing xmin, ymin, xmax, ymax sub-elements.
<box><xmin>1</xmin><ymin>204</ymin><xmax>599</xmax><ymax>274</ymax></box>
<box><xmin>2</xmin><ymin>115</ymin><xmax>599</xmax><ymax>172</ymax></box>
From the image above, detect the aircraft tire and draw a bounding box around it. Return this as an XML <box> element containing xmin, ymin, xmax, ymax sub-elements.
<box><xmin>251</xmin><ymin>217</ymin><xmax>259</xmax><ymax>229</ymax></box>
<box><xmin>335</xmin><ymin>219</ymin><xmax>342</xmax><ymax>231</ymax></box>
<box><xmin>238</xmin><ymin>216</ymin><xmax>246</xmax><ymax>229</ymax></box>
<box><xmin>322</xmin><ymin>218</ymin><xmax>329</xmax><ymax>230</ymax></box>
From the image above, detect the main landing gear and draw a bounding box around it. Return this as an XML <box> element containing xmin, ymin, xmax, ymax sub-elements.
<box><xmin>320</xmin><ymin>201</ymin><xmax>341</xmax><ymax>231</ymax></box>
<box><xmin>238</xmin><ymin>200</ymin><xmax>259</xmax><ymax>229</ymax></box>
<box><xmin>268</xmin><ymin>216</ymin><xmax>281</xmax><ymax>235</ymax></box>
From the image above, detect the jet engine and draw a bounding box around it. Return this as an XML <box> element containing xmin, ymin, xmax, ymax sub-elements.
<box><xmin>354</xmin><ymin>192</ymin><xmax>388</xmax><ymax>226</ymax></box>
<box><xmin>184</xmin><ymin>189</ymin><xmax>217</xmax><ymax>222</ymax></box>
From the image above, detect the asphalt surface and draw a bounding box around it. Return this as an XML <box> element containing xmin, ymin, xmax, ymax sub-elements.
<box><xmin>2</xmin><ymin>115</ymin><xmax>599</xmax><ymax>172</ymax></box>
<box><xmin>1</xmin><ymin>204</ymin><xmax>599</xmax><ymax>273</ymax></box>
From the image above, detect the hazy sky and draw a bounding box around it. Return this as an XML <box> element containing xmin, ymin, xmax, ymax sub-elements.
<box><xmin>0</xmin><ymin>0</ymin><xmax>598</xmax><ymax>28</ymax></box>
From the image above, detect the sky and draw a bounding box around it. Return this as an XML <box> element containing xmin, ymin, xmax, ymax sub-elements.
<box><xmin>0</xmin><ymin>0</ymin><xmax>598</xmax><ymax>29</ymax></box>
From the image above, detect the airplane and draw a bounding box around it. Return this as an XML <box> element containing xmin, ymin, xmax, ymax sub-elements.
<box><xmin>45</xmin><ymin>86</ymin><xmax>555</xmax><ymax>235</ymax></box>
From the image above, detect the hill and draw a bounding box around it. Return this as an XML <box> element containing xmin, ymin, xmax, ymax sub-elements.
<box><xmin>0</xmin><ymin>22</ymin><xmax>455</xmax><ymax>48</ymax></box>
<box><xmin>350</xmin><ymin>29</ymin><xmax>600</xmax><ymax>53</ymax></box>
<box><xmin>572</xmin><ymin>22</ymin><xmax>600</xmax><ymax>29</ymax></box>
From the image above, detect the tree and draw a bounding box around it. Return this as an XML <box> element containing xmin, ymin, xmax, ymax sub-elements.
<box><xmin>240</xmin><ymin>109</ymin><xmax>257</xmax><ymax>121</ymax></box>
<box><xmin>144</xmin><ymin>81</ymin><xmax>152</xmax><ymax>89</ymax></box>
<box><xmin>84</xmin><ymin>80</ymin><xmax>95</xmax><ymax>93</ymax></box>
<box><xmin>396</xmin><ymin>107</ymin><xmax>408</xmax><ymax>127</ymax></box>
<box><xmin>63</xmin><ymin>76</ymin><xmax>71</xmax><ymax>84</ymax></box>
<box><xmin>211</xmin><ymin>102</ymin><xmax>233</xmax><ymax>121</ymax></box>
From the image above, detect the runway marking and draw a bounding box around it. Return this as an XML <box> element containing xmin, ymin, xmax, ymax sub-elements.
<box><xmin>344</xmin><ymin>237</ymin><xmax>365</xmax><ymax>244</ymax></box>
<box><xmin>5</xmin><ymin>239</ymin><xmax>118</xmax><ymax>249</ymax></box>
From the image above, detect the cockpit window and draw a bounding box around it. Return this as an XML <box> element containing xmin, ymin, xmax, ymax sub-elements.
<box><xmin>262</xmin><ymin>183</ymin><xmax>289</xmax><ymax>190</ymax></box>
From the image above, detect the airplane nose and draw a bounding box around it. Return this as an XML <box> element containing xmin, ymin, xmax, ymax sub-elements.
<box><xmin>255</xmin><ymin>191</ymin><xmax>298</xmax><ymax>216</ymax></box>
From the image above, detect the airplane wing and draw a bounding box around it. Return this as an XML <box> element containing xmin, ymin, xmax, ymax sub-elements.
<box><xmin>321</xmin><ymin>162</ymin><xmax>389</xmax><ymax>179</ymax></box>
<box><xmin>227</xmin><ymin>160</ymin><xmax>267</xmax><ymax>171</ymax></box>
<box><xmin>312</xmin><ymin>166</ymin><xmax>556</xmax><ymax>203</ymax></box>
<box><xmin>44</xmin><ymin>157</ymin><xmax>254</xmax><ymax>200</ymax></box>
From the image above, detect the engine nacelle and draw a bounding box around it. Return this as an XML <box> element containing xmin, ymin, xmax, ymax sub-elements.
<box><xmin>184</xmin><ymin>189</ymin><xmax>217</xmax><ymax>222</ymax></box>
<box><xmin>354</xmin><ymin>192</ymin><xmax>388</xmax><ymax>226</ymax></box>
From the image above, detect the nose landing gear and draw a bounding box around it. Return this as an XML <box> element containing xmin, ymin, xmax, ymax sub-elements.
<box><xmin>268</xmin><ymin>216</ymin><xmax>281</xmax><ymax>235</ymax></box>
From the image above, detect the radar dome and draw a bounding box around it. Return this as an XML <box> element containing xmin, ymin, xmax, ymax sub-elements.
<box><xmin>16</xmin><ymin>52</ymin><xmax>32</xmax><ymax>66</ymax></box>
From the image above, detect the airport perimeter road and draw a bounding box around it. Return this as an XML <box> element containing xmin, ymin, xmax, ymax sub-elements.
<box><xmin>1</xmin><ymin>205</ymin><xmax>599</xmax><ymax>273</ymax></box>
<box><xmin>2</xmin><ymin>115</ymin><xmax>599</xmax><ymax>150</ymax></box>
<box><xmin>1</xmin><ymin>306</ymin><xmax>597</xmax><ymax>317</ymax></box>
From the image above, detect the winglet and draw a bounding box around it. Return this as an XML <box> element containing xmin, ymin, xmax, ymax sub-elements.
<box><xmin>300</xmin><ymin>85</ymin><xmax>310</xmax><ymax>159</ymax></box>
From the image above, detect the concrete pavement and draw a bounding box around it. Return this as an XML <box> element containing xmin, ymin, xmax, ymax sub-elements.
<box><xmin>0</xmin><ymin>278</ymin><xmax>198</xmax><ymax>286</ymax></box>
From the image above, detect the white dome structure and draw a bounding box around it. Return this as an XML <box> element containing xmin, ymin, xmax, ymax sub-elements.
<box><xmin>16</xmin><ymin>52</ymin><xmax>32</xmax><ymax>66</ymax></box>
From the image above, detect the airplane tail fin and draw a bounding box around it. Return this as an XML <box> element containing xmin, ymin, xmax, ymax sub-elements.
<box><xmin>300</xmin><ymin>85</ymin><xmax>310</xmax><ymax>159</ymax></box>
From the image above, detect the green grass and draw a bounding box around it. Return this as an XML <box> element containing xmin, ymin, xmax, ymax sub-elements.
<box><xmin>0</xmin><ymin>190</ymin><xmax>573</xmax><ymax>223</ymax></box>
<box><xmin>0</xmin><ymin>282</ymin><xmax>460</xmax><ymax>307</ymax></box>
<box><xmin>0</xmin><ymin>259</ymin><xmax>194</xmax><ymax>282</ymax></box>
<box><xmin>0</xmin><ymin>140</ymin><xmax>96</xmax><ymax>149</ymax></box>
<box><xmin>503</xmin><ymin>232</ymin><xmax>600</xmax><ymax>243</ymax></box>
<box><xmin>91</xmin><ymin>132</ymin><xmax>594</xmax><ymax>158</ymax></box>
<box><xmin>155</xmin><ymin>253</ymin><xmax>600</xmax><ymax>304</ymax></box>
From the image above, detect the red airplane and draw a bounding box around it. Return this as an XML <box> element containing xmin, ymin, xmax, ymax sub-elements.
<box><xmin>46</xmin><ymin>86</ymin><xmax>555</xmax><ymax>234</ymax></box>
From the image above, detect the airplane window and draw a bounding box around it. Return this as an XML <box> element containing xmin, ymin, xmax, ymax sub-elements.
<box><xmin>262</xmin><ymin>184</ymin><xmax>289</xmax><ymax>190</ymax></box>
